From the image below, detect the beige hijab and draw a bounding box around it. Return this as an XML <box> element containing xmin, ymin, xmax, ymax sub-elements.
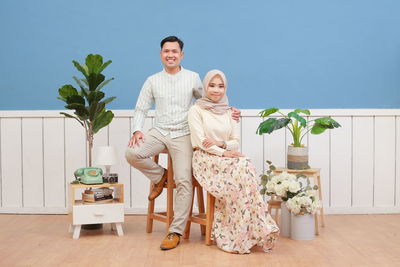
<box><xmin>195</xmin><ymin>69</ymin><xmax>230</xmax><ymax>115</ymax></box>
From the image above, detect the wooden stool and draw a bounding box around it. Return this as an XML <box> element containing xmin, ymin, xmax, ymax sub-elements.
<box><xmin>274</xmin><ymin>168</ymin><xmax>325</xmax><ymax>235</ymax></box>
<box><xmin>267</xmin><ymin>196</ymin><xmax>282</xmax><ymax>225</ymax></box>
<box><xmin>146</xmin><ymin>153</ymin><xmax>175</xmax><ymax>233</ymax></box>
<box><xmin>146</xmin><ymin>153</ymin><xmax>205</xmax><ymax>235</ymax></box>
<box><xmin>183</xmin><ymin>177</ymin><xmax>215</xmax><ymax>245</ymax></box>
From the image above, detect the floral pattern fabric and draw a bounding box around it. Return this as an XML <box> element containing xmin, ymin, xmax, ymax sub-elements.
<box><xmin>192</xmin><ymin>149</ymin><xmax>280</xmax><ymax>254</ymax></box>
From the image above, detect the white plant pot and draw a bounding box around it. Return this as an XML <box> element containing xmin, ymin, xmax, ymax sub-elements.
<box><xmin>290</xmin><ymin>213</ymin><xmax>315</xmax><ymax>240</ymax></box>
<box><xmin>280</xmin><ymin>202</ymin><xmax>291</xmax><ymax>237</ymax></box>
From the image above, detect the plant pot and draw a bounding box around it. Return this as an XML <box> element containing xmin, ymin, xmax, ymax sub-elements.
<box><xmin>287</xmin><ymin>146</ymin><xmax>309</xmax><ymax>170</ymax></box>
<box><xmin>280</xmin><ymin>201</ymin><xmax>291</xmax><ymax>237</ymax></box>
<box><xmin>290</xmin><ymin>213</ymin><xmax>315</xmax><ymax>240</ymax></box>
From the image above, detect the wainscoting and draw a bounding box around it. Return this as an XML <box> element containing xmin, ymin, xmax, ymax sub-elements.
<box><xmin>0</xmin><ymin>109</ymin><xmax>399</xmax><ymax>214</ymax></box>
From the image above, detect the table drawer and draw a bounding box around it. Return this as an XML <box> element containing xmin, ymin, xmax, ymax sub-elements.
<box><xmin>72</xmin><ymin>203</ymin><xmax>124</xmax><ymax>225</ymax></box>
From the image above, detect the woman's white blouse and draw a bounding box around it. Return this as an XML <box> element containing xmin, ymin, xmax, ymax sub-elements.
<box><xmin>188</xmin><ymin>104</ymin><xmax>240</xmax><ymax>156</ymax></box>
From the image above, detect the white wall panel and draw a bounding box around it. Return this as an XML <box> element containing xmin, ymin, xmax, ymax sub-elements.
<box><xmin>264</xmin><ymin>124</ymin><xmax>286</xmax><ymax>169</ymax></box>
<box><xmin>65</xmin><ymin>119</ymin><xmax>86</xmax><ymax>201</ymax></box>
<box><xmin>308</xmin><ymin>119</ymin><xmax>330</xmax><ymax>208</ymax></box>
<box><xmin>1</xmin><ymin>110</ymin><xmax>400</xmax><ymax>214</ymax></box>
<box><xmin>374</xmin><ymin>117</ymin><xmax>396</xmax><ymax>207</ymax></box>
<box><xmin>1</xmin><ymin>118</ymin><xmax>22</xmax><ymax>207</ymax></box>
<box><xmin>21</xmin><ymin>118</ymin><xmax>43</xmax><ymax>207</ymax></box>
<box><xmin>241</xmin><ymin>117</ymin><xmax>264</xmax><ymax>175</ymax></box>
<box><xmin>396</xmin><ymin>116</ymin><xmax>400</xmax><ymax>207</ymax></box>
<box><xmin>330</xmin><ymin>117</ymin><xmax>352</xmax><ymax>207</ymax></box>
<box><xmin>43</xmin><ymin>118</ymin><xmax>65</xmax><ymax>208</ymax></box>
<box><xmin>108</xmin><ymin>117</ymin><xmax>132</xmax><ymax>208</ymax></box>
<box><xmin>352</xmin><ymin>117</ymin><xmax>374</xmax><ymax>207</ymax></box>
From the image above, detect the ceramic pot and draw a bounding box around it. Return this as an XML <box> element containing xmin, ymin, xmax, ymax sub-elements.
<box><xmin>290</xmin><ymin>213</ymin><xmax>315</xmax><ymax>240</ymax></box>
<box><xmin>287</xmin><ymin>146</ymin><xmax>309</xmax><ymax>170</ymax></box>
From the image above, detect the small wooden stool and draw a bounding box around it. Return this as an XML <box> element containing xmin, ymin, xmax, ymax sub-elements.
<box><xmin>183</xmin><ymin>177</ymin><xmax>215</xmax><ymax>245</ymax></box>
<box><xmin>146</xmin><ymin>153</ymin><xmax>175</xmax><ymax>233</ymax></box>
<box><xmin>274</xmin><ymin>168</ymin><xmax>325</xmax><ymax>235</ymax></box>
<box><xmin>267</xmin><ymin>196</ymin><xmax>282</xmax><ymax>225</ymax></box>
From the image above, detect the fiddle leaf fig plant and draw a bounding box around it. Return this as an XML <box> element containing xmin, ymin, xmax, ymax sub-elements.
<box><xmin>58</xmin><ymin>54</ymin><xmax>116</xmax><ymax>166</ymax></box>
<box><xmin>256</xmin><ymin>108</ymin><xmax>341</xmax><ymax>147</ymax></box>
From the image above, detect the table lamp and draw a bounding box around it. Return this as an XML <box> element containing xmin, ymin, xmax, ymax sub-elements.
<box><xmin>95</xmin><ymin>146</ymin><xmax>118</xmax><ymax>179</ymax></box>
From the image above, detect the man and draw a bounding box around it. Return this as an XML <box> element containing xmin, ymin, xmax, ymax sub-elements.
<box><xmin>125</xmin><ymin>36</ymin><xmax>240</xmax><ymax>250</ymax></box>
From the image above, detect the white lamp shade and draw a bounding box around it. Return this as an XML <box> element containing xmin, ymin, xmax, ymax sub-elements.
<box><xmin>95</xmin><ymin>146</ymin><xmax>118</xmax><ymax>166</ymax></box>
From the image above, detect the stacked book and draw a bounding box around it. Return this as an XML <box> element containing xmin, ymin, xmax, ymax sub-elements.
<box><xmin>82</xmin><ymin>187</ymin><xmax>114</xmax><ymax>203</ymax></box>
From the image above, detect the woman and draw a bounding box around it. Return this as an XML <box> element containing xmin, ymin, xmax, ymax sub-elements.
<box><xmin>188</xmin><ymin>70</ymin><xmax>279</xmax><ymax>254</ymax></box>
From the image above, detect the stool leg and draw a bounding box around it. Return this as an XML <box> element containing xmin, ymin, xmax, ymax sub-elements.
<box><xmin>166</xmin><ymin>157</ymin><xmax>174</xmax><ymax>233</ymax></box>
<box><xmin>206</xmin><ymin>194</ymin><xmax>215</xmax><ymax>246</ymax></box>
<box><xmin>183</xmin><ymin>184</ymin><xmax>196</xmax><ymax>239</ymax></box>
<box><xmin>197</xmin><ymin>185</ymin><xmax>206</xmax><ymax>235</ymax></box>
<box><xmin>146</xmin><ymin>183</ymin><xmax>155</xmax><ymax>233</ymax></box>
<box><xmin>316</xmin><ymin>173</ymin><xmax>325</xmax><ymax>227</ymax></box>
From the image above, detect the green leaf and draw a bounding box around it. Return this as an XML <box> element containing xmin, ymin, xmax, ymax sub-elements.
<box><xmin>98</xmin><ymin>60</ymin><xmax>112</xmax><ymax>74</ymax></box>
<box><xmin>89</xmin><ymin>102</ymin><xmax>105</xmax><ymax>121</ymax></box>
<box><xmin>60</xmin><ymin>112</ymin><xmax>84</xmax><ymax>126</ymax></box>
<box><xmin>96</xmin><ymin>77</ymin><xmax>114</xmax><ymax>91</ymax></box>
<box><xmin>260</xmin><ymin>188</ymin><xmax>267</xmax><ymax>195</ymax></box>
<box><xmin>87</xmin><ymin>73</ymin><xmax>105</xmax><ymax>91</ymax></box>
<box><xmin>288</xmin><ymin>112</ymin><xmax>307</xmax><ymax>128</ymax></box>
<box><xmin>85</xmin><ymin>54</ymin><xmax>103</xmax><ymax>74</ymax></box>
<box><xmin>256</xmin><ymin>117</ymin><xmax>291</xmax><ymax>135</ymax></box>
<box><xmin>66</xmin><ymin>95</ymin><xmax>85</xmax><ymax>105</ymax></box>
<box><xmin>102</xmin><ymin>96</ymin><xmax>116</xmax><ymax>105</ymax></box>
<box><xmin>258</xmin><ymin>108</ymin><xmax>279</xmax><ymax>117</ymax></box>
<box><xmin>58</xmin><ymin>85</ymin><xmax>79</xmax><ymax>101</ymax></box>
<box><xmin>65</xmin><ymin>103</ymin><xmax>89</xmax><ymax>120</ymax></box>
<box><xmin>73</xmin><ymin>76</ymin><xmax>89</xmax><ymax>94</ymax></box>
<box><xmin>87</xmin><ymin>91</ymin><xmax>105</xmax><ymax>104</ymax></box>
<box><xmin>310</xmin><ymin>123</ymin><xmax>327</xmax><ymax>134</ymax></box>
<box><xmin>72</xmin><ymin>60</ymin><xmax>88</xmax><ymax>78</ymax></box>
<box><xmin>294</xmin><ymin>109</ymin><xmax>311</xmax><ymax>115</ymax></box>
<box><xmin>314</xmin><ymin>117</ymin><xmax>341</xmax><ymax>129</ymax></box>
<box><xmin>92</xmin><ymin>110</ymin><xmax>114</xmax><ymax>133</ymax></box>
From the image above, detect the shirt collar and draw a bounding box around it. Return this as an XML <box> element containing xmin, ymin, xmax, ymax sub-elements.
<box><xmin>162</xmin><ymin>66</ymin><xmax>184</xmax><ymax>76</ymax></box>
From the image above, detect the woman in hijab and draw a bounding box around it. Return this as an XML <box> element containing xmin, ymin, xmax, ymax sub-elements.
<box><xmin>188</xmin><ymin>70</ymin><xmax>279</xmax><ymax>254</ymax></box>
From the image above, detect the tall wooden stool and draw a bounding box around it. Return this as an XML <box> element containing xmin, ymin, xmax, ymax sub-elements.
<box><xmin>146</xmin><ymin>153</ymin><xmax>175</xmax><ymax>233</ymax></box>
<box><xmin>183</xmin><ymin>177</ymin><xmax>215</xmax><ymax>245</ymax></box>
<box><xmin>274</xmin><ymin>168</ymin><xmax>325</xmax><ymax>235</ymax></box>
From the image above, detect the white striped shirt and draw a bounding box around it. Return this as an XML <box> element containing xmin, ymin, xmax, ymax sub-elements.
<box><xmin>132</xmin><ymin>67</ymin><xmax>203</xmax><ymax>138</ymax></box>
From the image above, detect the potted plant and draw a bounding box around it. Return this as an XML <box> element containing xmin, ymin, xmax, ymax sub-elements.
<box><xmin>286</xmin><ymin>189</ymin><xmax>321</xmax><ymax>240</ymax></box>
<box><xmin>57</xmin><ymin>54</ymin><xmax>116</xmax><ymax>167</ymax></box>
<box><xmin>256</xmin><ymin>108</ymin><xmax>341</xmax><ymax>169</ymax></box>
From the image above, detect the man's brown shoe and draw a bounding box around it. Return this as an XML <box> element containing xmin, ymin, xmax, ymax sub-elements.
<box><xmin>148</xmin><ymin>168</ymin><xmax>167</xmax><ymax>201</ymax></box>
<box><xmin>160</xmin><ymin>232</ymin><xmax>180</xmax><ymax>250</ymax></box>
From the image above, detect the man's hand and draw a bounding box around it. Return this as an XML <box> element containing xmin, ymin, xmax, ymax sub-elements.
<box><xmin>222</xmin><ymin>150</ymin><xmax>244</xmax><ymax>158</ymax></box>
<box><xmin>231</xmin><ymin>107</ymin><xmax>241</xmax><ymax>122</ymax></box>
<box><xmin>128</xmin><ymin>131</ymin><xmax>145</xmax><ymax>147</ymax></box>
<box><xmin>202</xmin><ymin>136</ymin><xmax>222</xmax><ymax>148</ymax></box>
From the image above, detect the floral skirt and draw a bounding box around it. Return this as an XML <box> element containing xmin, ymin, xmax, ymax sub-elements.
<box><xmin>192</xmin><ymin>149</ymin><xmax>280</xmax><ymax>254</ymax></box>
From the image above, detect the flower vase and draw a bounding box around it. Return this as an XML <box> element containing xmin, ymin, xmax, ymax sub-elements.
<box><xmin>280</xmin><ymin>201</ymin><xmax>291</xmax><ymax>237</ymax></box>
<box><xmin>290</xmin><ymin>213</ymin><xmax>315</xmax><ymax>240</ymax></box>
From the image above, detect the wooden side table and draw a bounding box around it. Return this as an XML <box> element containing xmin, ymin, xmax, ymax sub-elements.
<box><xmin>274</xmin><ymin>168</ymin><xmax>325</xmax><ymax>234</ymax></box>
<box><xmin>68</xmin><ymin>183</ymin><xmax>125</xmax><ymax>239</ymax></box>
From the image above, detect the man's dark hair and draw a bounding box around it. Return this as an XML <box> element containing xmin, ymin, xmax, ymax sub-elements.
<box><xmin>160</xmin><ymin>36</ymin><xmax>184</xmax><ymax>51</ymax></box>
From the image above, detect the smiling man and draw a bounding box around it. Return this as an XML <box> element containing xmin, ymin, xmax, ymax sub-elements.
<box><xmin>125</xmin><ymin>36</ymin><xmax>240</xmax><ymax>250</ymax></box>
<box><xmin>125</xmin><ymin>36</ymin><xmax>202</xmax><ymax>250</ymax></box>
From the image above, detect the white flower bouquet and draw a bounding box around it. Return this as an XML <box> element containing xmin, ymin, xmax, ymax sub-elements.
<box><xmin>265</xmin><ymin>171</ymin><xmax>301</xmax><ymax>201</ymax></box>
<box><xmin>286</xmin><ymin>190</ymin><xmax>321</xmax><ymax>215</ymax></box>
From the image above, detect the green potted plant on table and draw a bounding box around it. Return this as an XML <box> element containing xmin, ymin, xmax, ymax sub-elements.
<box><xmin>256</xmin><ymin>108</ymin><xmax>341</xmax><ymax>169</ymax></box>
<box><xmin>57</xmin><ymin>54</ymin><xmax>116</xmax><ymax>167</ymax></box>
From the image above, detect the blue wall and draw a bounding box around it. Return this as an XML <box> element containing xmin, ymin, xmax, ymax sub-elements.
<box><xmin>1</xmin><ymin>0</ymin><xmax>399</xmax><ymax>110</ymax></box>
